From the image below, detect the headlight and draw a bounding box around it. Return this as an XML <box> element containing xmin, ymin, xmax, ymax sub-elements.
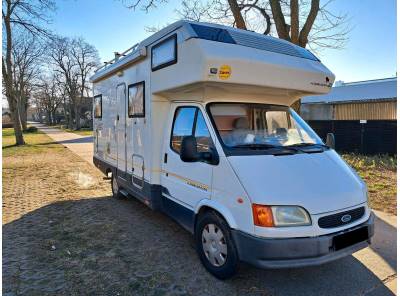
<box><xmin>252</xmin><ymin>204</ymin><xmax>311</xmax><ymax>227</ymax></box>
<box><xmin>271</xmin><ymin>206</ymin><xmax>311</xmax><ymax>226</ymax></box>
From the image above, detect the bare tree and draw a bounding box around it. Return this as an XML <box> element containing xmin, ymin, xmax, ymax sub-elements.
<box><xmin>2</xmin><ymin>0</ymin><xmax>55</xmax><ymax>145</ymax></box>
<box><xmin>119</xmin><ymin>0</ymin><xmax>168</xmax><ymax>12</ymax></box>
<box><xmin>177</xmin><ymin>0</ymin><xmax>350</xmax><ymax>51</ymax></box>
<box><xmin>71</xmin><ymin>38</ymin><xmax>100</xmax><ymax>130</ymax></box>
<box><xmin>11</xmin><ymin>31</ymin><xmax>44</xmax><ymax>130</ymax></box>
<box><xmin>49</xmin><ymin>36</ymin><xmax>99</xmax><ymax>130</ymax></box>
<box><xmin>48</xmin><ymin>37</ymin><xmax>79</xmax><ymax>129</ymax></box>
<box><xmin>33</xmin><ymin>74</ymin><xmax>63</xmax><ymax>125</ymax></box>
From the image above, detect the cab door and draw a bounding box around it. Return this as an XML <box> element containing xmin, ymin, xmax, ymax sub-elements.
<box><xmin>161</xmin><ymin>104</ymin><xmax>216</xmax><ymax>213</ymax></box>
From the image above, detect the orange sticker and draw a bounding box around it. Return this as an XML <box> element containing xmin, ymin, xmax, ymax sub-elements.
<box><xmin>219</xmin><ymin>65</ymin><xmax>231</xmax><ymax>80</ymax></box>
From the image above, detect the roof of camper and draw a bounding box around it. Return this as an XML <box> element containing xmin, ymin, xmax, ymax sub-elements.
<box><xmin>91</xmin><ymin>20</ymin><xmax>320</xmax><ymax>82</ymax></box>
<box><xmin>302</xmin><ymin>77</ymin><xmax>397</xmax><ymax>104</ymax></box>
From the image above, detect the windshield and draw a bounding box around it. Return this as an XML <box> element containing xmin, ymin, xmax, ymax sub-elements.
<box><xmin>208</xmin><ymin>103</ymin><xmax>323</xmax><ymax>149</ymax></box>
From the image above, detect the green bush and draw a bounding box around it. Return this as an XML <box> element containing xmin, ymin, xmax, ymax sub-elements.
<box><xmin>342</xmin><ymin>153</ymin><xmax>397</xmax><ymax>172</ymax></box>
<box><xmin>24</xmin><ymin>126</ymin><xmax>38</xmax><ymax>133</ymax></box>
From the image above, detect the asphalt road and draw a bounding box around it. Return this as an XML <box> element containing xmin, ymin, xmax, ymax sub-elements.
<box><xmin>35</xmin><ymin>123</ymin><xmax>397</xmax><ymax>295</ymax></box>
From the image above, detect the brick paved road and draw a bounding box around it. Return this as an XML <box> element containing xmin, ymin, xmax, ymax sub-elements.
<box><xmin>3</xmin><ymin>123</ymin><xmax>396</xmax><ymax>295</ymax></box>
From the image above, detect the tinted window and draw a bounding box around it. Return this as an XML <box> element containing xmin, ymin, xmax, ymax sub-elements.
<box><xmin>171</xmin><ymin>107</ymin><xmax>196</xmax><ymax>153</ymax></box>
<box><xmin>194</xmin><ymin>111</ymin><xmax>213</xmax><ymax>152</ymax></box>
<box><xmin>190</xmin><ymin>23</ymin><xmax>235</xmax><ymax>44</ymax></box>
<box><xmin>128</xmin><ymin>82</ymin><xmax>145</xmax><ymax>117</ymax></box>
<box><xmin>94</xmin><ymin>95</ymin><xmax>102</xmax><ymax>118</ymax></box>
<box><xmin>171</xmin><ymin>107</ymin><xmax>214</xmax><ymax>154</ymax></box>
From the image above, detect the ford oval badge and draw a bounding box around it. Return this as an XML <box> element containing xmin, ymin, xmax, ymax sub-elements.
<box><xmin>341</xmin><ymin>214</ymin><xmax>352</xmax><ymax>223</ymax></box>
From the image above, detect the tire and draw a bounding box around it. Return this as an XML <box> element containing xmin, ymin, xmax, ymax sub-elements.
<box><xmin>111</xmin><ymin>173</ymin><xmax>124</xmax><ymax>199</ymax></box>
<box><xmin>195</xmin><ymin>211</ymin><xmax>239</xmax><ymax>280</ymax></box>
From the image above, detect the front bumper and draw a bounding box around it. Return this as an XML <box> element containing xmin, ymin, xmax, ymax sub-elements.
<box><xmin>232</xmin><ymin>213</ymin><xmax>374</xmax><ymax>269</ymax></box>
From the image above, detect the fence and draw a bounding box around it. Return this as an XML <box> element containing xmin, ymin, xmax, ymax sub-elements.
<box><xmin>307</xmin><ymin>120</ymin><xmax>397</xmax><ymax>155</ymax></box>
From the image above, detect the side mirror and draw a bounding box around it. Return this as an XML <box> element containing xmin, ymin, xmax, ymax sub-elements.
<box><xmin>326</xmin><ymin>133</ymin><xmax>335</xmax><ymax>149</ymax></box>
<box><xmin>200</xmin><ymin>148</ymin><xmax>219</xmax><ymax>165</ymax></box>
<box><xmin>180</xmin><ymin>136</ymin><xmax>199</xmax><ymax>162</ymax></box>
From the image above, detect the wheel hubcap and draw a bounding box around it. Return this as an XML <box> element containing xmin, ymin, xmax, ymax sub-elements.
<box><xmin>202</xmin><ymin>223</ymin><xmax>227</xmax><ymax>267</ymax></box>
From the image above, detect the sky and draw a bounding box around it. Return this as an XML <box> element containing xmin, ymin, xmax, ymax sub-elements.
<box><xmin>49</xmin><ymin>0</ymin><xmax>397</xmax><ymax>83</ymax></box>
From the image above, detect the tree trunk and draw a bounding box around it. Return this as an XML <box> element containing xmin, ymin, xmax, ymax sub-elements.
<box><xmin>68</xmin><ymin>103</ymin><xmax>74</xmax><ymax>129</ymax></box>
<box><xmin>47</xmin><ymin>111</ymin><xmax>52</xmax><ymax>125</ymax></box>
<box><xmin>4</xmin><ymin>8</ymin><xmax>25</xmax><ymax>145</ymax></box>
<box><xmin>20</xmin><ymin>99</ymin><xmax>28</xmax><ymax>130</ymax></box>
<box><xmin>298</xmin><ymin>0</ymin><xmax>320</xmax><ymax>47</ymax></box>
<box><xmin>21</xmin><ymin>114</ymin><xmax>27</xmax><ymax>130</ymax></box>
<box><xmin>269</xmin><ymin>0</ymin><xmax>291</xmax><ymax>41</ymax></box>
<box><xmin>74</xmin><ymin>104</ymin><xmax>81</xmax><ymax>130</ymax></box>
<box><xmin>290</xmin><ymin>0</ymin><xmax>299</xmax><ymax>44</ymax></box>
<box><xmin>227</xmin><ymin>0</ymin><xmax>247</xmax><ymax>30</ymax></box>
<box><xmin>291</xmin><ymin>99</ymin><xmax>302</xmax><ymax>115</ymax></box>
<box><xmin>10</xmin><ymin>104</ymin><xmax>25</xmax><ymax>145</ymax></box>
<box><xmin>52</xmin><ymin>111</ymin><xmax>57</xmax><ymax>125</ymax></box>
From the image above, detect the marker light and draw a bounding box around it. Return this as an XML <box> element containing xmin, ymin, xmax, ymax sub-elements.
<box><xmin>252</xmin><ymin>204</ymin><xmax>274</xmax><ymax>227</ymax></box>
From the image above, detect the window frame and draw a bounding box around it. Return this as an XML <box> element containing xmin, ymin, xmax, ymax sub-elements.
<box><xmin>206</xmin><ymin>102</ymin><xmax>324</xmax><ymax>156</ymax></box>
<box><xmin>170</xmin><ymin>106</ymin><xmax>199</xmax><ymax>154</ymax></box>
<box><xmin>93</xmin><ymin>94</ymin><xmax>102</xmax><ymax>119</ymax></box>
<box><xmin>151</xmin><ymin>33</ymin><xmax>178</xmax><ymax>72</ymax></box>
<box><xmin>127</xmin><ymin>81</ymin><xmax>145</xmax><ymax>118</ymax></box>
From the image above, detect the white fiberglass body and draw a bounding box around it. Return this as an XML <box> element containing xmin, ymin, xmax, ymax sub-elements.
<box><xmin>91</xmin><ymin>20</ymin><xmax>373</xmax><ymax>276</ymax></box>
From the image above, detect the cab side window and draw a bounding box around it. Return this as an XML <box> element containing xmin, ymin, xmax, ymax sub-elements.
<box><xmin>194</xmin><ymin>112</ymin><xmax>213</xmax><ymax>152</ymax></box>
<box><xmin>171</xmin><ymin>107</ymin><xmax>197</xmax><ymax>153</ymax></box>
<box><xmin>171</xmin><ymin>107</ymin><xmax>214</xmax><ymax>154</ymax></box>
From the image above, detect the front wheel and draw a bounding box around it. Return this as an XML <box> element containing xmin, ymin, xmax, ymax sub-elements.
<box><xmin>195</xmin><ymin>211</ymin><xmax>239</xmax><ymax>279</ymax></box>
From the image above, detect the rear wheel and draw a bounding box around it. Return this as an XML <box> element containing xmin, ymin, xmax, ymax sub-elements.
<box><xmin>195</xmin><ymin>211</ymin><xmax>239</xmax><ymax>279</ymax></box>
<box><xmin>111</xmin><ymin>173</ymin><xmax>123</xmax><ymax>199</ymax></box>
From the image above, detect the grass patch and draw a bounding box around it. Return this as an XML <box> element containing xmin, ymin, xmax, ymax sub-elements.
<box><xmin>342</xmin><ymin>153</ymin><xmax>397</xmax><ymax>215</ymax></box>
<box><xmin>2</xmin><ymin>128</ymin><xmax>64</xmax><ymax>157</ymax></box>
<box><xmin>53</xmin><ymin>125</ymin><xmax>93</xmax><ymax>136</ymax></box>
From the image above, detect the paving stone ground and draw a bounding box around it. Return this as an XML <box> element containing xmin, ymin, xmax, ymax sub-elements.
<box><xmin>2</xmin><ymin>125</ymin><xmax>397</xmax><ymax>295</ymax></box>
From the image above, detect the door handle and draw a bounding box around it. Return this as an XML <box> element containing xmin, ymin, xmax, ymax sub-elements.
<box><xmin>117</xmin><ymin>115</ymin><xmax>119</xmax><ymax>121</ymax></box>
<box><xmin>164</xmin><ymin>153</ymin><xmax>168</xmax><ymax>163</ymax></box>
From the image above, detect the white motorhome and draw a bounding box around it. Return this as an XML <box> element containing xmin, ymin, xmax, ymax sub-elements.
<box><xmin>91</xmin><ymin>21</ymin><xmax>374</xmax><ymax>279</ymax></box>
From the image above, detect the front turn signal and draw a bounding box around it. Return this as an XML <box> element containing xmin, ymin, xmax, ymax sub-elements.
<box><xmin>252</xmin><ymin>204</ymin><xmax>274</xmax><ymax>227</ymax></box>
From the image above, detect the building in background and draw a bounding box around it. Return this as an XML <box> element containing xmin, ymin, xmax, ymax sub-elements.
<box><xmin>301</xmin><ymin>77</ymin><xmax>396</xmax><ymax>154</ymax></box>
<box><xmin>2</xmin><ymin>108</ymin><xmax>13</xmax><ymax>128</ymax></box>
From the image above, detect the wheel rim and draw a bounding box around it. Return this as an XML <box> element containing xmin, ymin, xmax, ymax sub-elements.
<box><xmin>112</xmin><ymin>175</ymin><xmax>118</xmax><ymax>194</ymax></box>
<box><xmin>202</xmin><ymin>223</ymin><xmax>228</xmax><ymax>267</ymax></box>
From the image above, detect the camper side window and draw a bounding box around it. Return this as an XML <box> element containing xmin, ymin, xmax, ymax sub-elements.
<box><xmin>94</xmin><ymin>95</ymin><xmax>102</xmax><ymax>118</ymax></box>
<box><xmin>128</xmin><ymin>82</ymin><xmax>145</xmax><ymax>117</ymax></box>
<box><xmin>151</xmin><ymin>34</ymin><xmax>177</xmax><ymax>71</ymax></box>
<box><xmin>171</xmin><ymin>107</ymin><xmax>214</xmax><ymax>154</ymax></box>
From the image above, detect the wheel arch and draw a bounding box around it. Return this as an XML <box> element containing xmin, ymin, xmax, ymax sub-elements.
<box><xmin>194</xmin><ymin>200</ymin><xmax>238</xmax><ymax>230</ymax></box>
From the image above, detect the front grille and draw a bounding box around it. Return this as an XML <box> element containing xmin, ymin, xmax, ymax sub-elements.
<box><xmin>318</xmin><ymin>207</ymin><xmax>365</xmax><ymax>228</ymax></box>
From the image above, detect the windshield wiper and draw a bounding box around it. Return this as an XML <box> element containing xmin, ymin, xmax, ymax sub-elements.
<box><xmin>286</xmin><ymin>143</ymin><xmax>330</xmax><ymax>149</ymax></box>
<box><xmin>230</xmin><ymin>143</ymin><xmax>299</xmax><ymax>153</ymax></box>
<box><xmin>231</xmin><ymin>143</ymin><xmax>279</xmax><ymax>149</ymax></box>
